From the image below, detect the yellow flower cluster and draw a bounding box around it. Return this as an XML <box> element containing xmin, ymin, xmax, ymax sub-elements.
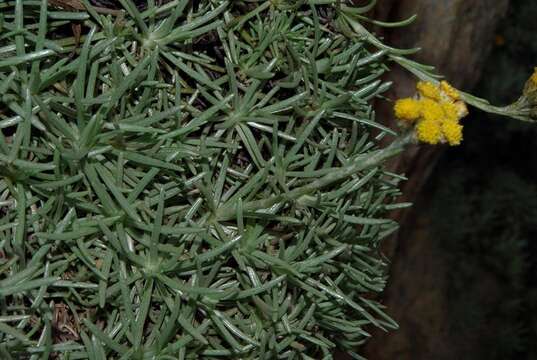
<box><xmin>394</xmin><ymin>81</ymin><xmax>468</xmax><ymax>146</ymax></box>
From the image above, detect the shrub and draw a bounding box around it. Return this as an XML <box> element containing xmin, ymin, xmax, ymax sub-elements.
<box><xmin>0</xmin><ymin>1</ymin><xmax>407</xmax><ymax>358</ymax></box>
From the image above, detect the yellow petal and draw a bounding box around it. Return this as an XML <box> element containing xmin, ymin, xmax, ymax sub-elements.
<box><xmin>442</xmin><ymin>120</ymin><xmax>463</xmax><ymax>146</ymax></box>
<box><xmin>420</xmin><ymin>98</ymin><xmax>444</xmax><ymax>122</ymax></box>
<box><xmin>440</xmin><ymin>81</ymin><xmax>460</xmax><ymax>101</ymax></box>
<box><xmin>416</xmin><ymin>120</ymin><xmax>442</xmax><ymax>144</ymax></box>
<box><xmin>394</xmin><ymin>98</ymin><xmax>421</xmax><ymax>122</ymax></box>
<box><xmin>441</xmin><ymin>102</ymin><xmax>460</xmax><ymax>123</ymax></box>
<box><xmin>417</xmin><ymin>81</ymin><xmax>441</xmax><ymax>101</ymax></box>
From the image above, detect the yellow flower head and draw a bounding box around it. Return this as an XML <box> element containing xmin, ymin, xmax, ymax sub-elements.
<box><xmin>417</xmin><ymin>81</ymin><xmax>441</xmax><ymax>101</ymax></box>
<box><xmin>420</xmin><ymin>98</ymin><xmax>444</xmax><ymax>122</ymax></box>
<box><xmin>394</xmin><ymin>78</ymin><xmax>468</xmax><ymax>146</ymax></box>
<box><xmin>440</xmin><ymin>81</ymin><xmax>460</xmax><ymax>100</ymax></box>
<box><xmin>394</xmin><ymin>98</ymin><xmax>421</xmax><ymax>122</ymax></box>
<box><xmin>416</xmin><ymin>120</ymin><xmax>442</xmax><ymax>145</ymax></box>
<box><xmin>442</xmin><ymin>120</ymin><xmax>463</xmax><ymax>146</ymax></box>
<box><xmin>441</xmin><ymin>102</ymin><xmax>459</xmax><ymax>122</ymax></box>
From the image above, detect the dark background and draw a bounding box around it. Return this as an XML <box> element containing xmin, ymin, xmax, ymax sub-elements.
<box><xmin>364</xmin><ymin>0</ymin><xmax>537</xmax><ymax>359</ymax></box>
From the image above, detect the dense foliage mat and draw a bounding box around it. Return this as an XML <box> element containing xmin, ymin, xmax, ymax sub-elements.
<box><xmin>0</xmin><ymin>1</ymin><xmax>408</xmax><ymax>358</ymax></box>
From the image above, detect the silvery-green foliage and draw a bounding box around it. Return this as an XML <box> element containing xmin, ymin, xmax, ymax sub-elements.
<box><xmin>0</xmin><ymin>1</ymin><xmax>409</xmax><ymax>358</ymax></box>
